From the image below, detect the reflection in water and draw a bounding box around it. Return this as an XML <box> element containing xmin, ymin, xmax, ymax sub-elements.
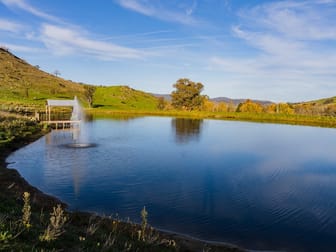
<box><xmin>203</xmin><ymin>168</ymin><xmax>215</xmax><ymax>215</ymax></box>
<box><xmin>7</xmin><ymin>118</ymin><xmax>336</xmax><ymax>252</ymax></box>
<box><xmin>171</xmin><ymin>118</ymin><xmax>203</xmax><ymax>143</ymax></box>
<box><xmin>45</xmin><ymin>130</ymin><xmax>88</xmax><ymax>196</ymax></box>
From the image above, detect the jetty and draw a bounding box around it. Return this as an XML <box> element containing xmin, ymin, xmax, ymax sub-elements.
<box><xmin>43</xmin><ymin>97</ymin><xmax>82</xmax><ymax>129</ymax></box>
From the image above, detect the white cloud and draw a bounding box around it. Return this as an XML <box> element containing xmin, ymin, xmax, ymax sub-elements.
<box><xmin>40</xmin><ymin>24</ymin><xmax>145</xmax><ymax>60</ymax></box>
<box><xmin>115</xmin><ymin>0</ymin><xmax>200</xmax><ymax>25</ymax></box>
<box><xmin>239</xmin><ymin>0</ymin><xmax>336</xmax><ymax>41</ymax></box>
<box><xmin>185</xmin><ymin>0</ymin><xmax>197</xmax><ymax>16</ymax></box>
<box><xmin>0</xmin><ymin>18</ymin><xmax>23</xmax><ymax>32</ymax></box>
<box><xmin>207</xmin><ymin>0</ymin><xmax>336</xmax><ymax>101</ymax></box>
<box><xmin>230</xmin><ymin>1</ymin><xmax>336</xmax><ymax>74</ymax></box>
<box><xmin>1</xmin><ymin>0</ymin><xmax>147</xmax><ymax>60</ymax></box>
<box><xmin>0</xmin><ymin>0</ymin><xmax>61</xmax><ymax>22</ymax></box>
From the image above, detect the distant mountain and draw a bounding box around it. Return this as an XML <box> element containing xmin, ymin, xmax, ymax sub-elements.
<box><xmin>210</xmin><ymin>97</ymin><xmax>274</xmax><ymax>106</ymax></box>
<box><xmin>150</xmin><ymin>93</ymin><xmax>171</xmax><ymax>101</ymax></box>
<box><xmin>151</xmin><ymin>93</ymin><xmax>273</xmax><ymax>106</ymax></box>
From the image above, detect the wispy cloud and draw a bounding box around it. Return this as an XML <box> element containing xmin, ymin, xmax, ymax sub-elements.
<box><xmin>40</xmin><ymin>24</ymin><xmax>145</xmax><ymax>60</ymax></box>
<box><xmin>0</xmin><ymin>0</ymin><xmax>147</xmax><ymax>60</ymax></box>
<box><xmin>115</xmin><ymin>0</ymin><xmax>200</xmax><ymax>25</ymax></box>
<box><xmin>229</xmin><ymin>1</ymin><xmax>336</xmax><ymax>74</ymax></box>
<box><xmin>0</xmin><ymin>18</ymin><xmax>23</xmax><ymax>32</ymax></box>
<box><xmin>0</xmin><ymin>0</ymin><xmax>61</xmax><ymax>22</ymax></box>
<box><xmin>215</xmin><ymin>2</ymin><xmax>336</xmax><ymax>70</ymax></box>
<box><xmin>208</xmin><ymin>0</ymin><xmax>336</xmax><ymax>101</ymax></box>
<box><xmin>239</xmin><ymin>0</ymin><xmax>336</xmax><ymax>40</ymax></box>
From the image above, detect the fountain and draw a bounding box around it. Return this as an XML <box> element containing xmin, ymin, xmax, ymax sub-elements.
<box><xmin>66</xmin><ymin>96</ymin><xmax>96</xmax><ymax>148</ymax></box>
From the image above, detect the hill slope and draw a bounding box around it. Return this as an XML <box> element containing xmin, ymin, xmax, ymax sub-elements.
<box><xmin>0</xmin><ymin>48</ymin><xmax>87</xmax><ymax>106</ymax></box>
<box><xmin>0</xmin><ymin>48</ymin><xmax>159</xmax><ymax>111</ymax></box>
<box><xmin>94</xmin><ymin>86</ymin><xmax>159</xmax><ymax>110</ymax></box>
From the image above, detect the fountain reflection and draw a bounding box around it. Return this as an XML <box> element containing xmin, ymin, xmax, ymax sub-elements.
<box><xmin>171</xmin><ymin>118</ymin><xmax>204</xmax><ymax>143</ymax></box>
<box><xmin>44</xmin><ymin>130</ymin><xmax>89</xmax><ymax>196</ymax></box>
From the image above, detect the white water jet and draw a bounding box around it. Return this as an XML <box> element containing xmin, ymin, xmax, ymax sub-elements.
<box><xmin>69</xmin><ymin>96</ymin><xmax>95</xmax><ymax>148</ymax></box>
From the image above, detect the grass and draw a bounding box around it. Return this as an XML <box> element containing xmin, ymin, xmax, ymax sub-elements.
<box><xmin>87</xmin><ymin>108</ymin><xmax>336</xmax><ymax>128</ymax></box>
<box><xmin>0</xmin><ymin>48</ymin><xmax>160</xmax><ymax>113</ymax></box>
<box><xmin>93</xmin><ymin>86</ymin><xmax>159</xmax><ymax>111</ymax></box>
<box><xmin>0</xmin><ymin>48</ymin><xmax>88</xmax><ymax>107</ymax></box>
<box><xmin>0</xmin><ymin>191</ymin><xmax>177</xmax><ymax>251</ymax></box>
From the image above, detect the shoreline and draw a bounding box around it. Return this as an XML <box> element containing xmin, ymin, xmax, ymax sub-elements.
<box><xmin>0</xmin><ymin>129</ymin><xmax>247</xmax><ymax>252</ymax></box>
<box><xmin>87</xmin><ymin>108</ymin><xmax>336</xmax><ymax>129</ymax></box>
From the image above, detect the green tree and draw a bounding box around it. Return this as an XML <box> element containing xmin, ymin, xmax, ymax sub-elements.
<box><xmin>171</xmin><ymin>78</ymin><xmax>206</xmax><ymax>111</ymax></box>
<box><xmin>84</xmin><ymin>85</ymin><xmax>96</xmax><ymax>108</ymax></box>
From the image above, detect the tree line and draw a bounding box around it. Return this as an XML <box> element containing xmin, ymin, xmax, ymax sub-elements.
<box><xmin>159</xmin><ymin>78</ymin><xmax>336</xmax><ymax>116</ymax></box>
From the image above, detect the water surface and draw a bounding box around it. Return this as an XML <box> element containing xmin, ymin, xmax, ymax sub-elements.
<box><xmin>7</xmin><ymin>117</ymin><xmax>336</xmax><ymax>252</ymax></box>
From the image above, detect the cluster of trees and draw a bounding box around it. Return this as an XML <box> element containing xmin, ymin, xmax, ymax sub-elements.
<box><xmin>161</xmin><ymin>78</ymin><xmax>336</xmax><ymax>116</ymax></box>
<box><xmin>164</xmin><ymin>78</ymin><xmax>294</xmax><ymax>114</ymax></box>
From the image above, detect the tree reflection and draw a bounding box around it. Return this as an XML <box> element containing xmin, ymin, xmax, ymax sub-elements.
<box><xmin>171</xmin><ymin>118</ymin><xmax>203</xmax><ymax>143</ymax></box>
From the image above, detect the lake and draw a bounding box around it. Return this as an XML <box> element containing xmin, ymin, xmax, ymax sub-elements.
<box><xmin>7</xmin><ymin>117</ymin><xmax>336</xmax><ymax>252</ymax></box>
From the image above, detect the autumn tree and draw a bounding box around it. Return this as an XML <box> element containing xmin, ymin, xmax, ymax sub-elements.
<box><xmin>202</xmin><ymin>98</ymin><xmax>215</xmax><ymax>112</ymax></box>
<box><xmin>171</xmin><ymin>78</ymin><xmax>206</xmax><ymax>111</ymax></box>
<box><xmin>217</xmin><ymin>102</ymin><xmax>228</xmax><ymax>112</ymax></box>
<box><xmin>265</xmin><ymin>103</ymin><xmax>294</xmax><ymax>114</ymax></box>
<box><xmin>236</xmin><ymin>99</ymin><xmax>263</xmax><ymax>113</ymax></box>
<box><xmin>157</xmin><ymin>97</ymin><xmax>166</xmax><ymax>110</ymax></box>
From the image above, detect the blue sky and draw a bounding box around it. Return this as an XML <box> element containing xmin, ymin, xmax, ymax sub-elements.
<box><xmin>1</xmin><ymin>0</ymin><xmax>336</xmax><ymax>102</ymax></box>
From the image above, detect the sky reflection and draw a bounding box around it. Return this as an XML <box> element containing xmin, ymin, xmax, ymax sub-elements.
<box><xmin>6</xmin><ymin>117</ymin><xmax>336</xmax><ymax>252</ymax></box>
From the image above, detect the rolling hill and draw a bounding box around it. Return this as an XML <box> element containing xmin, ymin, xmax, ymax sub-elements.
<box><xmin>0</xmin><ymin>48</ymin><xmax>159</xmax><ymax>111</ymax></box>
<box><xmin>0</xmin><ymin>47</ymin><xmax>87</xmax><ymax>106</ymax></box>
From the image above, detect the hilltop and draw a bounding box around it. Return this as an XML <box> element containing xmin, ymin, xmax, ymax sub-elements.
<box><xmin>0</xmin><ymin>48</ymin><xmax>159</xmax><ymax>111</ymax></box>
<box><xmin>0</xmin><ymin>47</ymin><xmax>87</xmax><ymax>106</ymax></box>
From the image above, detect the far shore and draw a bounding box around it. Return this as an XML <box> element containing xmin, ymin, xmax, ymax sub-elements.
<box><xmin>86</xmin><ymin>108</ymin><xmax>336</xmax><ymax>129</ymax></box>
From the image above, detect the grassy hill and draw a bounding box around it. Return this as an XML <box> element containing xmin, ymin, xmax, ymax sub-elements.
<box><xmin>297</xmin><ymin>96</ymin><xmax>336</xmax><ymax>105</ymax></box>
<box><xmin>93</xmin><ymin>86</ymin><xmax>159</xmax><ymax>111</ymax></box>
<box><xmin>0</xmin><ymin>48</ymin><xmax>159</xmax><ymax>112</ymax></box>
<box><xmin>0</xmin><ymin>48</ymin><xmax>87</xmax><ymax>107</ymax></box>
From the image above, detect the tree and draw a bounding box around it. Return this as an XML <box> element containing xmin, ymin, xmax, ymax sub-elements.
<box><xmin>236</xmin><ymin>99</ymin><xmax>263</xmax><ymax>113</ymax></box>
<box><xmin>203</xmin><ymin>98</ymin><xmax>215</xmax><ymax>112</ymax></box>
<box><xmin>53</xmin><ymin>70</ymin><xmax>61</xmax><ymax>77</ymax></box>
<box><xmin>157</xmin><ymin>97</ymin><xmax>166</xmax><ymax>110</ymax></box>
<box><xmin>84</xmin><ymin>85</ymin><xmax>96</xmax><ymax>108</ymax></box>
<box><xmin>23</xmin><ymin>80</ymin><xmax>31</xmax><ymax>98</ymax></box>
<box><xmin>171</xmin><ymin>78</ymin><xmax>206</xmax><ymax>111</ymax></box>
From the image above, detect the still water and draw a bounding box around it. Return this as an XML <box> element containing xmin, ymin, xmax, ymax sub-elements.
<box><xmin>7</xmin><ymin>117</ymin><xmax>336</xmax><ymax>251</ymax></box>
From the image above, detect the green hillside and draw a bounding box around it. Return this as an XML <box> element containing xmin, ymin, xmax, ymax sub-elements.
<box><xmin>0</xmin><ymin>48</ymin><xmax>159</xmax><ymax>112</ymax></box>
<box><xmin>0</xmin><ymin>48</ymin><xmax>87</xmax><ymax>106</ymax></box>
<box><xmin>304</xmin><ymin>96</ymin><xmax>336</xmax><ymax>105</ymax></box>
<box><xmin>93</xmin><ymin>86</ymin><xmax>158</xmax><ymax>110</ymax></box>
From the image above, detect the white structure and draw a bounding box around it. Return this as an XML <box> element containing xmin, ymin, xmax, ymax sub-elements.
<box><xmin>45</xmin><ymin>96</ymin><xmax>81</xmax><ymax>128</ymax></box>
